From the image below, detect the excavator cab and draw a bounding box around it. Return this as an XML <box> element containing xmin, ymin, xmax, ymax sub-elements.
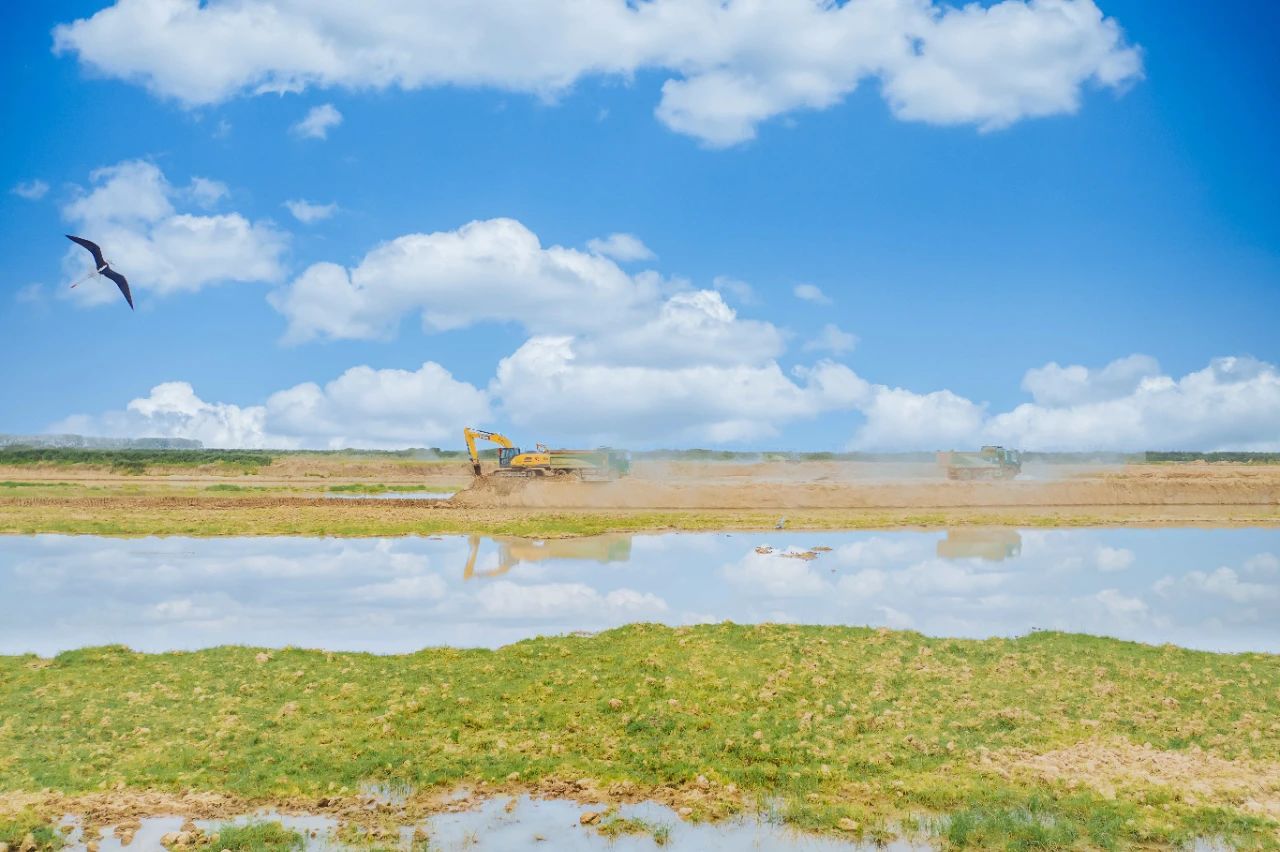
<box><xmin>497</xmin><ymin>446</ymin><xmax>521</xmax><ymax>468</ymax></box>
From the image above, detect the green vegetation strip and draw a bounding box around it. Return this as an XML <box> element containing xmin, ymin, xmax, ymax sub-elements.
<box><xmin>2</xmin><ymin>626</ymin><xmax>1277</xmax><ymax>849</ymax></box>
<box><xmin>0</xmin><ymin>499</ymin><xmax>1157</xmax><ymax>538</ymax></box>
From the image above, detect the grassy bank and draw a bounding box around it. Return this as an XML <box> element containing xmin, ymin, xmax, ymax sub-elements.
<box><xmin>2</xmin><ymin>626</ymin><xmax>1277</xmax><ymax>849</ymax></box>
<box><xmin>3</xmin><ymin>492</ymin><xmax>1279</xmax><ymax>538</ymax></box>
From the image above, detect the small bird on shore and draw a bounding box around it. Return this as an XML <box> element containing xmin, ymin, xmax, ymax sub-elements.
<box><xmin>66</xmin><ymin>234</ymin><xmax>133</xmax><ymax>310</ymax></box>
<box><xmin>775</xmin><ymin>517</ymin><xmax>787</xmax><ymax>530</ymax></box>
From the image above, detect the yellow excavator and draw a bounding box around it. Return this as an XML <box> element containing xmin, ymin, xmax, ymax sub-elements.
<box><xmin>462</xmin><ymin>533</ymin><xmax>633</xmax><ymax>579</ymax></box>
<box><xmin>463</xmin><ymin>427</ymin><xmax>630</xmax><ymax>481</ymax></box>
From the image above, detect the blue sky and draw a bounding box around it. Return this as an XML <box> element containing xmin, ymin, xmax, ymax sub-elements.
<box><xmin>2</xmin><ymin>0</ymin><xmax>1277</xmax><ymax>451</ymax></box>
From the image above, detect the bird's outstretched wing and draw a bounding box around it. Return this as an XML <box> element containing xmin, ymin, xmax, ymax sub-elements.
<box><xmin>102</xmin><ymin>268</ymin><xmax>134</xmax><ymax>310</ymax></box>
<box><xmin>66</xmin><ymin>234</ymin><xmax>106</xmax><ymax>268</ymax></box>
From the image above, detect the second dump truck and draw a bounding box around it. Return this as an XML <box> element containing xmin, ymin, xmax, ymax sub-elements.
<box><xmin>464</xmin><ymin>427</ymin><xmax>630</xmax><ymax>482</ymax></box>
<box><xmin>937</xmin><ymin>445</ymin><xmax>1022</xmax><ymax>480</ymax></box>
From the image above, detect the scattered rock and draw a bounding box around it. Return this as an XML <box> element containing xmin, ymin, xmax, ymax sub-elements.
<box><xmin>579</xmin><ymin>811</ymin><xmax>601</xmax><ymax>825</ymax></box>
<box><xmin>608</xmin><ymin>698</ymin><xmax>623</xmax><ymax>709</ymax></box>
<box><xmin>254</xmin><ymin>652</ymin><xmax>271</xmax><ymax>663</ymax></box>
<box><xmin>837</xmin><ymin>818</ymin><xmax>859</xmax><ymax>831</ymax></box>
<box><xmin>506</xmin><ymin>771</ymin><xmax>520</xmax><ymax>781</ymax></box>
<box><xmin>678</xmin><ymin>806</ymin><xmax>693</xmax><ymax>817</ymax></box>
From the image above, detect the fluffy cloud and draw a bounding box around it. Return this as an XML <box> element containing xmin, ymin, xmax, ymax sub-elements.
<box><xmin>54</xmin><ymin>362</ymin><xmax>489</xmax><ymax>449</ymax></box>
<box><xmin>11</xmin><ymin>179</ymin><xmax>49</xmax><ymax>200</ymax></box>
<box><xmin>476</xmin><ymin>580</ymin><xmax>668</xmax><ymax>619</ymax></box>
<box><xmin>61</xmin><ymin>160</ymin><xmax>287</xmax><ymax>304</ymax></box>
<box><xmin>803</xmin><ymin>323</ymin><xmax>857</xmax><ymax>355</ymax></box>
<box><xmin>986</xmin><ymin>356</ymin><xmax>1280</xmax><ymax>451</ymax></box>
<box><xmin>575</xmin><ymin>290</ymin><xmax>786</xmax><ymax>368</ymax></box>
<box><xmin>793</xmin><ymin>283</ymin><xmax>831</xmax><ymax>304</ymax></box>
<box><xmin>264</xmin><ymin>362</ymin><xmax>490</xmax><ymax>448</ymax></box>
<box><xmin>53</xmin><ymin>381</ymin><xmax>272</xmax><ymax>448</ymax></box>
<box><xmin>492</xmin><ymin>336</ymin><xmax>865</xmax><ymax>443</ymax></box>
<box><xmin>850</xmin><ymin>355</ymin><xmax>1280</xmax><ymax>452</ymax></box>
<box><xmin>853</xmin><ymin>386</ymin><xmax>987</xmax><ymax>451</ymax></box>
<box><xmin>270</xmin><ymin>218</ymin><xmax>663</xmax><ymax>343</ymax></box>
<box><xmin>1095</xmin><ymin>546</ymin><xmax>1134</xmax><ymax>572</ymax></box>
<box><xmin>54</xmin><ymin>0</ymin><xmax>1141</xmax><ymax>146</ymax></box>
<box><xmin>187</xmin><ymin>176</ymin><xmax>229</xmax><ymax>207</ymax></box>
<box><xmin>586</xmin><ymin>232</ymin><xmax>655</xmax><ymax>262</ymax></box>
<box><xmin>1021</xmin><ymin>354</ymin><xmax>1161</xmax><ymax>407</ymax></box>
<box><xmin>291</xmin><ymin>103</ymin><xmax>342</xmax><ymax>139</ymax></box>
<box><xmin>284</xmin><ymin>199</ymin><xmax>338</xmax><ymax>223</ymax></box>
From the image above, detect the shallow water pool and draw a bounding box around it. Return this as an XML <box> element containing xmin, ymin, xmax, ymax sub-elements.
<box><xmin>1</xmin><ymin>528</ymin><xmax>1276</xmax><ymax>655</ymax></box>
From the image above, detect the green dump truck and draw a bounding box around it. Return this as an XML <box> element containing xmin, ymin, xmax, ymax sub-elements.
<box><xmin>936</xmin><ymin>446</ymin><xmax>1022</xmax><ymax>480</ymax></box>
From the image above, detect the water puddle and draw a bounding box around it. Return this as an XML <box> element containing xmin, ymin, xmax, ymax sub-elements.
<box><xmin>1</xmin><ymin>528</ymin><xmax>1276</xmax><ymax>655</ymax></box>
<box><xmin>53</xmin><ymin>797</ymin><xmax>936</xmax><ymax>850</ymax></box>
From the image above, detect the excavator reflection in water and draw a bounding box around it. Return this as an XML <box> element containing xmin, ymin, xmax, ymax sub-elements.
<box><xmin>462</xmin><ymin>533</ymin><xmax>634</xmax><ymax>579</ymax></box>
<box><xmin>935</xmin><ymin>528</ymin><xmax>1023</xmax><ymax>562</ymax></box>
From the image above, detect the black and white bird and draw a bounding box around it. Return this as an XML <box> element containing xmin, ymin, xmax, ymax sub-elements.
<box><xmin>66</xmin><ymin>234</ymin><xmax>133</xmax><ymax>310</ymax></box>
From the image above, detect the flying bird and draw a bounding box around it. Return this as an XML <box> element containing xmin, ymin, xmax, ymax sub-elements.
<box><xmin>66</xmin><ymin>234</ymin><xmax>133</xmax><ymax>310</ymax></box>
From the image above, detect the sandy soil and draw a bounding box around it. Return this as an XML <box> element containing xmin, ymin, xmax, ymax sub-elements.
<box><xmin>450</xmin><ymin>460</ymin><xmax>1280</xmax><ymax>510</ymax></box>
<box><xmin>3</xmin><ymin>461</ymin><xmax>1277</xmax><ymax>534</ymax></box>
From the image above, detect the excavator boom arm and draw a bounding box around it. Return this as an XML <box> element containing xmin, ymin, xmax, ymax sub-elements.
<box><xmin>463</xmin><ymin>427</ymin><xmax>515</xmax><ymax>476</ymax></box>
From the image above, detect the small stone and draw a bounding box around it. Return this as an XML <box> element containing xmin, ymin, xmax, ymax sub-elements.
<box><xmin>579</xmin><ymin>811</ymin><xmax>601</xmax><ymax>825</ymax></box>
<box><xmin>608</xmin><ymin>698</ymin><xmax>623</xmax><ymax>709</ymax></box>
<box><xmin>837</xmin><ymin>818</ymin><xmax>859</xmax><ymax>832</ymax></box>
<box><xmin>696</xmin><ymin>774</ymin><xmax>709</xmax><ymax>788</ymax></box>
<box><xmin>161</xmin><ymin>833</ymin><xmax>179</xmax><ymax>847</ymax></box>
<box><xmin>678</xmin><ymin>807</ymin><xmax>693</xmax><ymax>817</ymax></box>
<box><xmin>255</xmin><ymin>652</ymin><xmax>271</xmax><ymax>663</ymax></box>
<box><xmin>86</xmin><ymin>844</ymin><xmax>100</xmax><ymax>852</ymax></box>
<box><xmin>506</xmin><ymin>771</ymin><xmax>520</xmax><ymax>781</ymax></box>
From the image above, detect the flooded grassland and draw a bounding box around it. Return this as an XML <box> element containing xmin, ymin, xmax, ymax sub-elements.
<box><xmin>1</xmin><ymin>529</ymin><xmax>1279</xmax><ymax>849</ymax></box>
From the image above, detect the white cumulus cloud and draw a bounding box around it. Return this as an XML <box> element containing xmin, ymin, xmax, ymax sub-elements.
<box><xmin>1095</xmin><ymin>546</ymin><xmax>1134</xmax><ymax>573</ymax></box>
<box><xmin>492</xmin><ymin>336</ymin><xmax>865</xmax><ymax>444</ymax></box>
<box><xmin>11</xmin><ymin>179</ymin><xmax>50</xmax><ymax>200</ymax></box>
<box><xmin>60</xmin><ymin>160</ymin><xmax>287</xmax><ymax>305</ymax></box>
<box><xmin>793</xmin><ymin>283</ymin><xmax>832</xmax><ymax>304</ymax></box>
<box><xmin>849</xmin><ymin>354</ymin><xmax>1280</xmax><ymax>452</ymax></box>
<box><xmin>291</xmin><ymin>103</ymin><xmax>342</xmax><ymax>139</ymax></box>
<box><xmin>284</xmin><ymin>199</ymin><xmax>338</xmax><ymax>223</ymax></box>
<box><xmin>476</xmin><ymin>581</ymin><xmax>668</xmax><ymax>619</ymax></box>
<box><xmin>270</xmin><ymin>218</ymin><xmax>665</xmax><ymax>343</ymax></box>
<box><xmin>1021</xmin><ymin>354</ymin><xmax>1161</xmax><ymax>407</ymax></box>
<box><xmin>53</xmin><ymin>0</ymin><xmax>1141</xmax><ymax>146</ymax></box>
<box><xmin>54</xmin><ymin>361</ymin><xmax>490</xmax><ymax>450</ymax></box>
<box><xmin>587</xmin><ymin>232</ymin><xmax>655</xmax><ymax>262</ymax></box>
<box><xmin>264</xmin><ymin>362</ymin><xmax>491</xmax><ymax>449</ymax></box>
<box><xmin>803</xmin><ymin>323</ymin><xmax>857</xmax><ymax>355</ymax></box>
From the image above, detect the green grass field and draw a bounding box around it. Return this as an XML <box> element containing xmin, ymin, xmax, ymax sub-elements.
<box><xmin>2</xmin><ymin>625</ymin><xmax>1277</xmax><ymax>849</ymax></box>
